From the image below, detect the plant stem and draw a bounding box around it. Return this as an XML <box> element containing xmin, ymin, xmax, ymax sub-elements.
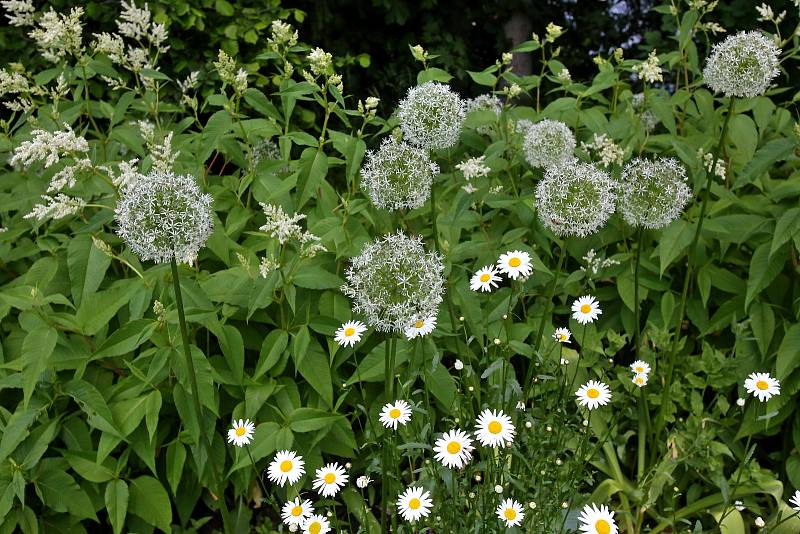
<box><xmin>381</xmin><ymin>336</ymin><xmax>397</xmax><ymax>532</ymax></box>
<box><xmin>653</xmin><ymin>97</ymin><xmax>735</xmax><ymax>446</ymax></box>
<box><xmin>170</xmin><ymin>257</ymin><xmax>231</xmax><ymax>532</ymax></box>
<box><xmin>633</xmin><ymin>226</ymin><xmax>644</xmax><ymax>359</ymax></box>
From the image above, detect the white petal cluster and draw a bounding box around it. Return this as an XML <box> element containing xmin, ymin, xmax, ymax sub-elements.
<box><xmin>1</xmin><ymin>0</ymin><xmax>35</xmax><ymax>27</ymax></box>
<box><xmin>397</xmin><ymin>81</ymin><xmax>466</xmax><ymax>150</ymax></box>
<box><xmin>455</xmin><ymin>155</ymin><xmax>490</xmax><ymax>180</ymax></box>
<box><xmin>24</xmin><ymin>194</ymin><xmax>85</xmax><ymax>222</ymax></box>
<box><xmin>619</xmin><ymin>157</ymin><xmax>691</xmax><ymax>229</ymax></box>
<box><xmin>28</xmin><ymin>7</ymin><xmax>84</xmax><ymax>62</ymax></box>
<box><xmin>0</xmin><ymin>67</ymin><xmax>30</xmax><ymax>97</ymax></box>
<box><xmin>581</xmin><ymin>133</ymin><xmax>624</xmax><ymax>168</ymax></box>
<box><xmin>267</xmin><ymin>20</ymin><xmax>298</xmax><ymax>52</ymax></box>
<box><xmin>632</xmin><ymin>49</ymin><xmax>663</xmax><ymax>84</ymax></box>
<box><xmin>10</xmin><ymin>124</ymin><xmax>89</xmax><ymax>169</ymax></box>
<box><xmin>341</xmin><ymin>232</ymin><xmax>445</xmax><ymax>333</ymax></box>
<box><xmin>259</xmin><ymin>203</ymin><xmax>323</xmax><ymax>254</ymax></box>
<box><xmin>115</xmin><ymin>171</ymin><xmax>214</xmax><ymax>264</ymax></box>
<box><xmin>360</xmin><ymin>137</ymin><xmax>438</xmax><ymax>211</ymax></box>
<box><xmin>703</xmin><ymin>31</ymin><xmax>780</xmax><ymax>98</ymax></box>
<box><xmin>466</xmin><ymin>94</ymin><xmax>502</xmax><ymax>116</ymax></box>
<box><xmin>522</xmin><ymin>119</ymin><xmax>576</xmax><ymax>169</ymax></box>
<box><xmin>535</xmin><ymin>162</ymin><xmax>617</xmax><ymax>237</ymax></box>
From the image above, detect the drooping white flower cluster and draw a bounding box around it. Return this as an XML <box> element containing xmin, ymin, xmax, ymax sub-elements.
<box><xmin>632</xmin><ymin>49</ymin><xmax>663</xmax><ymax>84</ymax></box>
<box><xmin>456</xmin><ymin>155</ymin><xmax>490</xmax><ymax>180</ymax></box>
<box><xmin>308</xmin><ymin>47</ymin><xmax>333</xmax><ymax>76</ymax></box>
<box><xmin>756</xmin><ymin>3</ymin><xmax>786</xmax><ymax>24</ymax></box>
<box><xmin>100</xmin><ymin>159</ymin><xmax>144</xmax><ymax>189</ymax></box>
<box><xmin>115</xmin><ymin>171</ymin><xmax>214</xmax><ymax>264</ymax></box>
<box><xmin>28</xmin><ymin>7</ymin><xmax>84</xmax><ymax>62</ymax></box>
<box><xmin>24</xmin><ymin>194</ymin><xmax>86</xmax><ymax>222</ymax></box>
<box><xmin>10</xmin><ymin>123</ymin><xmax>89</xmax><ymax>169</ymax></box>
<box><xmin>580</xmin><ymin>133</ymin><xmax>624</xmax><ymax>167</ymax></box>
<box><xmin>1</xmin><ymin>0</ymin><xmax>34</xmax><ymax>27</ymax></box>
<box><xmin>0</xmin><ymin>67</ymin><xmax>30</xmax><ymax>99</ymax></box>
<box><xmin>117</xmin><ymin>1</ymin><xmax>168</xmax><ymax>53</ymax></box>
<box><xmin>522</xmin><ymin>119</ymin><xmax>576</xmax><ymax>169</ymax></box>
<box><xmin>619</xmin><ymin>158</ymin><xmax>691</xmax><ymax>229</ymax></box>
<box><xmin>703</xmin><ymin>31</ymin><xmax>780</xmax><ymax>98</ymax></box>
<box><xmin>535</xmin><ymin>162</ymin><xmax>617</xmax><ymax>237</ymax></box>
<box><xmin>360</xmin><ymin>138</ymin><xmax>438</xmax><ymax>211</ymax></box>
<box><xmin>397</xmin><ymin>82</ymin><xmax>466</xmax><ymax>150</ymax></box>
<box><xmin>341</xmin><ymin>232</ymin><xmax>445</xmax><ymax>333</ymax></box>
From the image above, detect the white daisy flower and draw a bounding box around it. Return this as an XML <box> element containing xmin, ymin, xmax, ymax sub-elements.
<box><xmin>301</xmin><ymin>514</ymin><xmax>331</xmax><ymax>534</ymax></box>
<box><xmin>630</xmin><ymin>360</ymin><xmax>651</xmax><ymax>375</ymax></box>
<box><xmin>553</xmin><ymin>327</ymin><xmax>571</xmax><ymax>343</ymax></box>
<box><xmin>475</xmin><ymin>408</ymin><xmax>516</xmax><ymax>448</ymax></box>
<box><xmin>226</xmin><ymin>419</ymin><xmax>255</xmax><ymax>447</ymax></box>
<box><xmin>334</xmin><ymin>320</ymin><xmax>367</xmax><ymax>347</ymax></box>
<box><xmin>281</xmin><ymin>497</ymin><xmax>313</xmax><ymax>526</ymax></box>
<box><xmin>433</xmin><ymin>429</ymin><xmax>474</xmax><ymax>469</ymax></box>
<box><xmin>572</xmin><ymin>295</ymin><xmax>602</xmax><ymax>324</ymax></box>
<box><xmin>576</xmin><ymin>381</ymin><xmax>612</xmax><ymax>410</ymax></box>
<box><xmin>578</xmin><ymin>503</ymin><xmax>618</xmax><ymax>534</ymax></box>
<box><xmin>789</xmin><ymin>490</ymin><xmax>800</xmax><ymax>511</ymax></box>
<box><xmin>379</xmin><ymin>400</ymin><xmax>412</xmax><ymax>430</ymax></box>
<box><xmin>356</xmin><ymin>475</ymin><xmax>372</xmax><ymax>489</ymax></box>
<box><xmin>632</xmin><ymin>373</ymin><xmax>648</xmax><ymax>388</ymax></box>
<box><xmin>470</xmin><ymin>265</ymin><xmax>502</xmax><ymax>292</ymax></box>
<box><xmin>312</xmin><ymin>462</ymin><xmax>349</xmax><ymax>497</ymax></box>
<box><xmin>497</xmin><ymin>250</ymin><xmax>533</xmax><ymax>280</ymax></box>
<box><xmin>267</xmin><ymin>450</ymin><xmax>305</xmax><ymax>487</ymax></box>
<box><xmin>496</xmin><ymin>498</ymin><xmax>525</xmax><ymax>528</ymax></box>
<box><xmin>405</xmin><ymin>315</ymin><xmax>437</xmax><ymax>339</ymax></box>
<box><xmin>743</xmin><ymin>372</ymin><xmax>781</xmax><ymax>402</ymax></box>
<box><xmin>454</xmin><ymin>359</ymin><xmax>464</xmax><ymax>370</ymax></box>
<box><xmin>397</xmin><ymin>486</ymin><xmax>433</xmax><ymax>522</ymax></box>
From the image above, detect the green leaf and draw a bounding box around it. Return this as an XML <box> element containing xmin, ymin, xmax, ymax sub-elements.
<box><xmin>297</xmin><ymin>343</ymin><xmax>333</xmax><ymax>407</ymax></box>
<box><xmin>129</xmin><ymin>476</ymin><xmax>172</xmax><ymax>532</ymax></box>
<box><xmin>292</xmin><ymin>266</ymin><xmax>342</xmax><ymax>289</ymax></box>
<box><xmin>776</xmin><ymin>324</ymin><xmax>800</xmax><ymax>380</ymax></box>
<box><xmin>62</xmin><ymin>451</ymin><xmax>115</xmax><ymax>483</ymax></box>
<box><xmin>166</xmin><ymin>440</ymin><xmax>186</xmax><ymax>495</ymax></box>
<box><xmin>63</xmin><ymin>379</ymin><xmax>122</xmax><ymax>437</ymax></box>
<box><xmin>145</xmin><ymin>390</ymin><xmax>161</xmax><ymax>441</ymax></box>
<box><xmin>467</xmin><ymin>70</ymin><xmax>496</xmax><ymax>86</ymax></box>
<box><xmin>21</xmin><ymin>328</ymin><xmax>57</xmax><ymax>407</ymax></box>
<box><xmin>105</xmin><ymin>479</ymin><xmax>128</xmax><ymax>534</ymax></box>
<box><xmin>67</xmin><ymin>234</ymin><xmax>111</xmax><ymax>308</ymax></box>
<box><xmin>215</xmin><ymin>0</ymin><xmax>234</xmax><ymax>15</ymax></box>
<box><xmin>297</xmin><ymin>148</ymin><xmax>328</xmax><ymax>210</ymax></box>
<box><xmin>424</xmin><ymin>363</ymin><xmax>457</xmax><ymax>412</ymax></box>
<box><xmin>35</xmin><ymin>467</ymin><xmax>96</xmax><ymax>520</ymax></box>
<box><xmin>200</xmin><ymin>110</ymin><xmax>233</xmax><ymax>162</ymax></box>
<box><xmin>417</xmin><ymin>67</ymin><xmax>453</xmax><ymax>84</ymax></box>
<box><xmin>255</xmin><ymin>330</ymin><xmax>288</xmax><ymax>379</ymax></box>
<box><xmin>658</xmin><ymin>220</ymin><xmax>694</xmax><ymax>275</ymax></box>
<box><xmin>289</xmin><ymin>408</ymin><xmax>344</xmax><ymax>432</ymax></box>
<box><xmin>92</xmin><ymin>319</ymin><xmax>157</xmax><ymax>359</ymax></box>
<box><xmin>208</xmin><ymin>322</ymin><xmax>244</xmax><ymax>384</ymax></box>
<box><xmin>229</xmin><ymin>422</ymin><xmax>282</xmax><ymax>473</ymax></box>
<box><xmin>75</xmin><ymin>281</ymin><xmax>138</xmax><ymax>336</ymax></box>
<box><xmin>749</xmin><ymin>301</ymin><xmax>774</xmax><ymax>357</ymax></box>
<box><xmin>0</xmin><ymin>407</ymin><xmax>39</xmax><ymax>464</ymax></box>
<box><xmin>745</xmin><ymin>242</ymin><xmax>785</xmax><ymax>309</ymax></box>
<box><xmin>771</xmin><ymin>207</ymin><xmax>800</xmax><ymax>257</ymax></box>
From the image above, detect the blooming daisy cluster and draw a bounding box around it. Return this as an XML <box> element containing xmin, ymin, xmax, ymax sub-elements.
<box><xmin>535</xmin><ymin>162</ymin><xmax>617</xmax><ymax>237</ymax></box>
<box><xmin>703</xmin><ymin>31</ymin><xmax>780</xmax><ymax>98</ymax></box>
<box><xmin>470</xmin><ymin>250</ymin><xmax>533</xmax><ymax>292</ymax></box>
<box><xmin>396</xmin><ymin>81</ymin><xmax>466</xmax><ymax>150</ymax></box>
<box><xmin>522</xmin><ymin>119</ymin><xmax>576</xmax><ymax>169</ymax></box>
<box><xmin>359</xmin><ymin>137</ymin><xmax>439</xmax><ymax>211</ymax></box>
<box><xmin>576</xmin><ymin>380</ymin><xmax>612</xmax><ymax>410</ymax></box>
<box><xmin>743</xmin><ymin>371</ymin><xmax>780</xmax><ymax>402</ymax></box>
<box><xmin>629</xmin><ymin>360</ymin><xmax>651</xmax><ymax>388</ymax></box>
<box><xmin>114</xmin><ymin>170</ymin><xmax>214</xmax><ymax>264</ymax></box>
<box><xmin>619</xmin><ymin>158</ymin><xmax>692</xmax><ymax>229</ymax></box>
<box><xmin>341</xmin><ymin>232</ymin><xmax>445</xmax><ymax>333</ymax></box>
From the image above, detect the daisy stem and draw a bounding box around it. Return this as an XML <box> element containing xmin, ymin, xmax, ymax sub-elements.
<box><xmin>718</xmin><ymin>403</ymin><xmax>758</xmax><ymax>529</ymax></box>
<box><xmin>246</xmin><ymin>445</ymin><xmax>268</xmax><ymax>503</ymax></box>
<box><xmin>170</xmin><ymin>257</ymin><xmax>232</xmax><ymax>532</ymax></box>
<box><xmin>525</xmin><ymin>239</ymin><xmax>568</xmax><ymax>400</ymax></box>
<box><xmin>636</xmin><ymin>387</ymin><xmax>648</xmax><ymax>482</ymax></box>
<box><xmin>654</xmin><ymin>97</ymin><xmax>734</xmax><ymax>448</ymax></box>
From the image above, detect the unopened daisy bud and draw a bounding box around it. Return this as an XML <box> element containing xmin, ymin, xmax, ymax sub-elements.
<box><xmin>562</xmin><ymin>502</ymin><xmax>569</xmax><ymax>509</ymax></box>
<box><xmin>468</xmin><ymin>386</ymin><xmax>474</xmax><ymax>392</ymax></box>
<box><xmin>494</xmin><ymin>485</ymin><xmax>503</xmax><ymax>494</ymax></box>
<box><xmin>474</xmin><ymin>474</ymin><xmax>482</xmax><ymax>482</ymax></box>
<box><xmin>734</xmin><ymin>500</ymin><xmax>745</xmax><ymax>511</ymax></box>
<box><xmin>360</xmin><ymin>138</ymin><xmax>438</xmax><ymax>211</ymax></box>
<box><xmin>469</xmin><ymin>492</ymin><xmax>476</xmax><ymax>499</ymax></box>
<box><xmin>502</xmin><ymin>314</ymin><xmax>508</xmax><ymax>320</ymax></box>
<box><xmin>525</xmin><ymin>421</ymin><xmax>532</xmax><ymax>428</ymax></box>
<box><xmin>356</xmin><ymin>475</ymin><xmax>372</xmax><ymax>488</ymax></box>
<box><xmin>546</xmin><ymin>426</ymin><xmax>552</xmax><ymax>432</ymax></box>
<box><xmin>397</xmin><ymin>82</ymin><xmax>465</xmax><ymax>150</ymax></box>
<box><xmin>454</xmin><ymin>359</ymin><xmax>464</xmax><ymax>370</ymax></box>
<box><xmin>516</xmin><ymin>401</ymin><xmax>526</xmax><ymax>411</ymax></box>
<box><xmin>555</xmin><ymin>458</ymin><xmax>562</xmax><ymax>466</ymax></box>
<box><xmin>523</xmin><ymin>119</ymin><xmax>575</xmax><ymax>169</ymax></box>
<box><xmin>494</xmin><ymin>338</ymin><xmax>501</xmax><ymax>345</ymax></box>
<box><xmin>703</xmin><ymin>31</ymin><xmax>780</xmax><ymax>98</ymax></box>
<box><xmin>736</xmin><ymin>398</ymin><xmax>746</xmax><ymax>407</ymax></box>
<box><xmin>459</xmin><ymin>316</ymin><xmax>465</xmax><ymax>321</ymax></box>
<box><xmin>529</xmin><ymin>502</ymin><xmax>537</xmax><ymax>510</ymax></box>
<box><xmin>755</xmin><ymin>517</ymin><xmax>765</xmax><ymax>528</ymax></box>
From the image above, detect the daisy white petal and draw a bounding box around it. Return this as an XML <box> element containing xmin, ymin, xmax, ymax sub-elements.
<box><xmin>475</xmin><ymin>408</ymin><xmax>516</xmax><ymax>448</ymax></box>
<box><xmin>433</xmin><ymin>429</ymin><xmax>474</xmax><ymax>469</ymax></box>
<box><xmin>575</xmin><ymin>381</ymin><xmax>612</xmax><ymax>410</ymax></box>
<box><xmin>571</xmin><ymin>295</ymin><xmax>602</xmax><ymax>325</ymax></box>
<box><xmin>397</xmin><ymin>486</ymin><xmax>433</xmax><ymax>522</ymax></box>
<box><xmin>496</xmin><ymin>498</ymin><xmax>525</xmax><ymax>528</ymax></box>
<box><xmin>405</xmin><ymin>315</ymin><xmax>436</xmax><ymax>339</ymax></box>
<box><xmin>743</xmin><ymin>372</ymin><xmax>780</xmax><ymax>402</ymax></box>
<box><xmin>281</xmin><ymin>497</ymin><xmax>314</xmax><ymax>526</ymax></box>
<box><xmin>379</xmin><ymin>400</ymin><xmax>412</xmax><ymax>430</ymax></box>
<box><xmin>578</xmin><ymin>503</ymin><xmax>618</xmax><ymax>534</ymax></box>
<box><xmin>226</xmin><ymin>418</ymin><xmax>255</xmax><ymax>447</ymax></box>
<box><xmin>267</xmin><ymin>450</ymin><xmax>305</xmax><ymax>487</ymax></box>
<box><xmin>312</xmin><ymin>462</ymin><xmax>349</xmax><ymax>497</ymax></box>
<box><xmin>301</xmin><ymin>514</ymin><xmax>331</xmax><ymax>534</ymax></box>
<box><xmin>334</xmin><ymin>320</ymin><xmax>367</xmax><ymax>347</ymax></box>
<box><xmin>470</xmin><ymin>265</ymin><xmax>502</xmax><ymax>292</ymax></box>
<box><xmin>630</xmin><ymin>360</ymin><xmax>651</xmax><ymax>375</ymax></box>
<box><xmin>553</xmin><ymin>327</ymin><xmax>571</xmax><ymax>343</ymax></box>
<box><xmin>497</xmin><ymin>250</ymin><xmax>533</xmax><ymax>280</ymax></box>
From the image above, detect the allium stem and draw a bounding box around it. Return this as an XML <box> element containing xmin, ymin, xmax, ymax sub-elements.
<box><xmin>524</xmin><ymin>240</ymin><xmax>567</xmax><ymax>400</ymax></box>
<box><xmin>381</xmin><ymin>335</ymin><xmax>397</xmax><ymax>532</ymax></box>
<box><xmin>653</xmin><ymin>97</ymin><xmax>734</xmax><ymax>454</ymax></box>
<box><xmin>633</xmin><ymin>226</ymin><xmax>644</xmax><ymax>359</ymax></box>
<box><xmin>170</xmin><ymin>257</ymin><xmax>232</xmax><ymax>531</ymax></box>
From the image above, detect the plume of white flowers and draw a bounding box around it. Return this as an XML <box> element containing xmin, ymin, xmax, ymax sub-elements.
<box><xmin>466</xmin><ymin>94</ymin><xmax>502</xmax><ymax>116</ymax></box>
<box><xmin>632</xmin><ymin>49</ymin><xmax>663</xmax><ymax>84</ymax></box>
<box><xmin>28</xmin><ymin>6</ymin><xmax>84</xmax><ymax>62</ymax></box>
<box><xmin>10</xmin><ymin>124</ymin><xmax>89</xmax><ymax>169</ymax></box>
<box><xmin>267</xmin><ymin>20</ymin><xmax>298</xmax><ymax>52</ymax></box>
<box><xmin>397</xmin><ymin>82</ymin><xmax>466</xmax><ymax>150</ymax></box>
<box><xmin>214</xmin><ymin>50</ymin><xmax>248</xmax><ymax>93</ymax></box>
<box><xmin>535</xmin><ymin>162</ymin><xmax>617</xmax><ymax>237</ymax></box>
<box><xmin>360</xmin><ymin>137</ymin><xmax>438</xmax><ymax>211</ymax></box>
<box><xmin>1</xmin><ymin>0</ymin><xmax>35</xmax><ymax>27</ymax></box>
<box><xmin>24</xmin><ymin>194</ymin><xmax>86</xmax><ymax>222</ymax></box>
<box><xmin>619</xmin><ymin>158</ymin><xmax>692</xmax><ymax>229</ymax></box>
<box><xmin>100</xmin><ymin>159</ymin><xmax>144</xmax><ymax>189</ymax></box>
<box><xmin>341</xmin><ymin>232</ymin><xmax>445</xmax><ymax>332</ymax></box>
<box><xmin>115</xmin><ymin>171</ymin><xmax>214</xmax><ymax>264</ymax></box>
<box><xmin>581</xmin><ymin>133</ymin><xmax>624</xmax><ymax>167</ymax></box>
<box><xmin>456</xmin><ymin>156</ymin><xmax>490</xmax><ymax>180</ymax></box>
<box><xmin>523</xmin><ymin>119</ymin><xmax>576</xmax><ymax>169</ymax></box>
<box><xmin>258</xmin><ymin>203</ymin><xmax>325</xmax><ymax>256</ymax></box>
<box><xmin>703</xmin><ymin>31</ymin><xmax>780</xmax><ymax>98</ymax></box>
<box><xmin>149</xmin><ymin>131</ymin><xmax>179</xmax><ymax>174</ymax></box>
<box><xmin>0</xmin><ymin>67</ymin><xmax>31</xmax><ymax>98</ymax></box>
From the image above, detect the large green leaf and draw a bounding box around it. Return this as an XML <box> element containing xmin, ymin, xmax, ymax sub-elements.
<box><xmin>129</xmin><ymin>476</ymin><xmax>172</xmax><ymax>532</ymax></box>
<box><xmin>67</xmin><ymin>234</ymin><xmax>111</xmax><ymax>308</ymax></box>
<box><xmin>105</xmin><ymin>479</ymin><xmax>128</xmax><ymax>534</ymax></box>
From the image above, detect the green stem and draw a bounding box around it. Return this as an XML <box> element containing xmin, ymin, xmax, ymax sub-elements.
<box><xmin>653</xmin><ymin>97</ymin><xmax>734</xmax><ymax>446</ymax></box>
<box><xmin>246</xmin><ymin>445</ymin><xmax>268</xmax><ymax>504</ymax></box>
<box><xmin>717</xmin><ymin>403</ymin><xmax>759</xmax><ymax>530</ymax></box>
<box><xmin>381</xmin><ymin>336</ymin><xmax>397</xmax><ymax>532</ymax></box>
<box><xmin>170</xmin><ymin>257</ymin><xmax>232</xmax><ymax>531</ymax></box>
<box><xmin>633</xmin><ymin>226</ymin><xmax>644</xmax><ymax>359</ymax></box>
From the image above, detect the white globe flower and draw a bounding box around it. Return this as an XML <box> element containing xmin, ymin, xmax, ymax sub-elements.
<box><xmin>360</xmin><ymin>137</ymin><xmax>439</xmax><ymax>211</ymax></box>
<box><xmin>397</xmin><ymin>81</ymin><xmax>466</xmax><ymax>150</ymax></box>
<box><xmin>523</xmin><ymin>119</ymin><xmax>576</xmax><ymax>169</ymax></box>
<box><xmin>619</xmin><ymin>158</ymin><xmax>692</xmax><ymax>229</ymax></box>
<box><xmin>703</xmin><ymin>31</ymin><xmax>780</xmax><ymax>98</ymax></box>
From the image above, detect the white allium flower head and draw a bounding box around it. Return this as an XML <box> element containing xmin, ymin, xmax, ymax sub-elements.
<box><xmin>619</xmin><ymin>158</ymin><xmax>691</xmax><ymax>229</ymax></box>
<box><xmin>466</xmin><ymin>93</ymin><xmax>503</xmax><ymax>116</ymax></box>
<box><xmin>397</xmin><ymin>81</ymin><xmax>466</xmax><ymax>150</ymax></box>
<box><xmin>523</xmin><ymin>119</ymin><xmax>576</xmax><ymax>169</ymax></box>
<box><xmin>535</xmin><ymin>162</ymin><xmax>616</xmax><ymax>237</ymax></box>
<box><xmin>703</xmin><ymin>31</ymin><xmax>780</xmax><ymax>98</ymax></box>
<box><xmin>360</xmin><ymin>137</ymin><xmax>438</xmax><ymax>211</ymax></box>
<box><xmin>115</xmin><ymin>171</ymin><xmax>214</xmax><ymax>264</ymax></box>
<box><xmin>341</xmin><ymin>232</ymin><xmax>445</xmax><ymax>332</ymax></box>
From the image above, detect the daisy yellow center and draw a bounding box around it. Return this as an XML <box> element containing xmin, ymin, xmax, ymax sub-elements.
<box><xmin>389</xmin><ymin>408</ymin><xmax>401</xmax><ymax>419</ymax></box>
<box><xmin>587</xmin><ymin>388</ymin><xmax>600</xmax><ymax>399</ymax></box>
<box><xmin>635</xmin><ymin>366</ymin><xmax>644</xmax><ymax>372</ymax></box>
<box><xmin>280</xmin><ymin>460</ymin><xmax>293</xmax><ymax>472</ymax></box>
<box><xmin>447</xmin><ymin>441</ymin><xmax>461</xmax><ymax>454</ymax></box>
<box><xmin>324</xmin><ymin>473</ymin><xmax>336</xmax><ymax>484</ymax></box>
<box><xmin>504</xmin><ymin>508</ymin><xmax>517</xmax><ymax>520</ymax></box>
<box><xmin>414</xmin><ymin>320</ymin><xmax>424</xmax><ymax>328</ymax></box>
<box><xmin>580</xmin><ymin>304</ymin><xmax>591</xmax><ymax>313</ymax></box>
<box><xmin>309</xmin><ymin>522</ymin><xmax>321</xmax><ymax>534</ymax></box>
<box><xmin>595</xmin><ymin>519</ymin><xmax>611</xmax><ymax>534</ymax></box>
<box><xmin>635</xmin><ymin>377</ymin><xmax>644</xmax><ymax>384</ymax></box>
<box><xmin>291</xmin><ymin>505</ymin><xmax>302</xmax><ymax>516</ymax></box>
<box><xmin>558</xmin><ymin>334</ymin><xmax>566</xmax><ymax>341</ymax></box>
<box><xmin>509</xmin><ymin>257</ymin><xmax>521</xmax><ymax>267</ymax></box>
<box><xmin>756</xmin><ymin>380</ymin><xmax>769</xmax><ymax>390</ymax></box>
<box><xmin>409</xmin><ymin>498</ymin><xmax>421</xmax><ymax>510</ymax></box>
<box><xmin>488</xmin><ymin>421</ymin><xmax>502</xmax><ymax>434</ymax></box>
<box><xmin>480</xmin><ymin>273</ymin><xmax>491</xmax><ymax>282</ymax></box>
<box><xmin>344</xmin><ymin>327</ymin><xmax>355</xmax><ymax>337</ymax></box>
<box><xmin>235</xmin><ymin>426</ymin><xmax>246</xmax><ymax>436</ymax></box>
